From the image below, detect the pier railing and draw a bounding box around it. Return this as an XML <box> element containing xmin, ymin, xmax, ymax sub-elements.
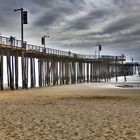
<box><xmin>0</xmin><ymin>35</ymin><xmax>125</xmax><ymax>61</ymax></box>
<box><xmin>0</xmin><ymin>35</ymin><xmax>22</xmax><ymax>47</ymax></box>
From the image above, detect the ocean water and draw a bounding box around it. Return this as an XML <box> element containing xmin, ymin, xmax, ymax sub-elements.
<box><xmin>111</xmin><ymin>75</ymin><xmax>140</xmax><ymax>89</ymax></box>
<box><xmin>111</xmin><ymin>75</ymin><xmax>140</xmax><ymax>82</ymax></box>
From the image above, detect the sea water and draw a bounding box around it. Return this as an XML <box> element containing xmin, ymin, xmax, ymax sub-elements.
<box><xmin>111</xmin><ymin>75</ymin><xmax>140</xmax><ymax>89</ymax></box>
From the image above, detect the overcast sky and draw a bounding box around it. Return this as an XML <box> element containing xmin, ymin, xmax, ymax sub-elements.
<box><xmin>0</xmin><ymin>0</ymin><xmax>140</xmax><ymax>61</ymax></box>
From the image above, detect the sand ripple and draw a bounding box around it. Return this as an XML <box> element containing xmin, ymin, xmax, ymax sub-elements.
<box><xmin>0</xmin><ymin>84</ymin><xmax>140</xmax><ymax>140</ymax></box>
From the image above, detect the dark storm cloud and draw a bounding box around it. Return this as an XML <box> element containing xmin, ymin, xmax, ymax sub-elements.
<box><xmin>0</xmin><ymin>0</ymin><xmax>22</xmax><ymax>33</ymax></box>
<box><xmin>0</xmin><ymin>0</ymin><xmax>35</xmax><ymax>33</ymax></box>
<box><xmin>33</xmin><ymin>0</ymin><xmax>86</xmax><ymax>27</ymax></box>
<box><xmin>31</xmin><ymin>0</ymin><xmax>85</xmax><ymax>10</ymax></box>
<box><xmin>102</xmin><ymin>14</ymin><xmax>140</xmax><ymax>34</ymax></box>
<box><xmin>113</xmin><ymin>0</ymin><xmax>140</xmax><ymax>9</ymax></box>
<box><xmin>22</xmin><ymin>0</ymin><xmax>140</xmax><ymax>62</ymax></box>
<box><xmin>65</xmin><ymin>9</ymin><xmax>110</xmax><ymax>31</ymax></box>
<box><xmin>131</xmin><ymin>29</ymin><xmax>140</xmax><ymax>36</ymax></box>
<box><xmin>34</xmin><ymin>11</ymin><xmax>60</xmax><ymax>26</ymax></box>
<box><xmin>30</xmin><ymin>0</ymin><xmax>57</xmax><ymax>8</ymax></box>
<box><xmin>0</xmin><ymin>0</ymin><xmax>140</xmax><ymax>61</ymax></box>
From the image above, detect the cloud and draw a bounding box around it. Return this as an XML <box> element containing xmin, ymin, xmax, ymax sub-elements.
<box><xmin>102</xmin><ymin>14</ymin><xmax>140</xmax><ymax>35</ymax></box>
<box><xmin>113</xmin><ymin>0</ymin><xmax>140</xmax><ymax>10</ymax></box>
<box><xmin>64</xmin><ymin>9</ymin><xmax>110</xmax><ymax>31</ymax></box>
<box><xmin>33</xmin><ymin>0</ymin><xmax>86</xmax><ymax>28</ymax></box>
<box><xmin>0</xmin><ymin>0</ymin><xmax>140</xmax><ymax>61</ymax></box>
<box><xmin>34</xmin><ymin>11</ymin><xmax>61</xmax><ymax>27</ymax></box>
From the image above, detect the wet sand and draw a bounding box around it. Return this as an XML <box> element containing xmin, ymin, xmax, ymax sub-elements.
<box><xmin>0</xmin><ymin>83</ymin><xmax>140</xmax><ymax>140</ymax></box>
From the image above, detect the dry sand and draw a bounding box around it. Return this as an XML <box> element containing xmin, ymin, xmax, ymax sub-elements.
<box><xmin>0</xmin><ymin>83</ymin><xmax>140</xmax><ymax>140</ymax></box>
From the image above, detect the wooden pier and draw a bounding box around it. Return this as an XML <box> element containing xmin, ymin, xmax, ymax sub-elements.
<box><xmin>0</xmin><ymin>36</ymin><xmax>139</xmax><ymax>90</ymax></box>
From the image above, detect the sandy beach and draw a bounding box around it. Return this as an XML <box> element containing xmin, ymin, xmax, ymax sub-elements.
<box><xmin>0</xmin><ymin>83</ymin><xmax>140</xmax><ymax>140</ymax></box>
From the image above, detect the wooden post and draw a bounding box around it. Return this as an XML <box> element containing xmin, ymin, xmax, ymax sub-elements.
<box><xmin>15</xmin><ymin>51</ymin><xmax>18</xmax><ymax>89</ymax></box>
<box><xmin>122</xmin><ymin>61</ymin><xmax>126</xmax><ymax>82</ymax></box>
<box><xmin>107</xmin><ymin>61</ymin><xmax>110</xmax><ymax>81</ymax></box>
<box><xmin>87</xmin><ymin>63</ymin><xmax>89</xmax><ymax>83</ymax></box>
<box><xmin>51</xmin><ymin>60</ymin><xmax>55</xmax><ymax>85</ymax></box>
<box><xmin>10</xmin><ymin>51</ymin><xmax>14</xmax><ymax>90</ymax></box>
<box><xmin>50</xmin><ymin>60</ymin><xmax>53</xmax><ymax>85</ymax></box>
<box><xmin>93</xmin><ymin>62</ymin><xmax>95</xmax><ymax>82</ymax></box>
<box><xmin>79</xmin><ymin>62</ymin><xmax>81</xmax><ymax>83</ymax></box>
<box><xmin>30</xmin><ymin>57</ymin><xmax>34</xmax><ymax>88</ymax></box>
<box><xmin>59</xmin><ymin>61</ymin><xmax>63</xmax><ymax>85</ymax></box>
<box><xmin>38</xmin><ymin>58</ymin><xmax>43</xmax><ymax>87</ymax></box>
<box><xmin>62</xmin><ymin>61</ymin><xmax>65</xmax><ymax>84</ymax></box>
<box><xmin>138</xmin><ymin>65</ymin><xmax>140</xmax><ymax>76</ymax></box>
<box><xmin>7</xmin><ymin>52</ymin><xmax>10</xmax><ymax>88</ymax></box>
<box><xmin>44</xmin><ymin>60</ymin><xmax>47</xmax><ymax>87</ymax></box>
<box><xmin>55</xmin><ymin>61</ymin><xmax>59</xmax><ymax>85</ymax></box>
<box><xmin>90</xmin><ymin>63</ymin><xmax>93</xmax><ymax>82</ymax></box>
<box><xmin>81</xmin><ymin>62</ymin><xmax>83</xmax><ymax>82</ymax></box>
<box><xmin>7</xmin><ymin>50</ymin><xmax>14</xmax><ymax>90</ymax></box>
<box><xmin>65</xmin><ymin>61</ymin><xmax>69</xmax><ymax>84</ymax></box>
<box><xmin>0</xmin><ymin>47</ymin><xmax>3</xmax><ymax>90</ymax></box>
<box><xmin>47</xmin><ymin>60</ymin><xmax>50</xmax><ymax>86</ymax></box>
<box><xmin>53</xmin><ymin>61</ymin><xmax>56</xmax><ymax>85</ymax></box>
<box><xmin>83</xmin><ymin>62</ymin><xmax>85</xmax><ymax>82</ymax></box>
<box><xmin>25</xmin><ymin>57</ymin><xmax>28</xmax><ymax>88</ymax></box>
<box><xmin>68</xmin><ymin>61</ymin><xmax>71</xmax><ymax>84</ymax></box>
<box><xmin>115</xmin><ymin>57</ymin><xmax>118</xmax><ymax>82</ymax></box>
<box><xmin>77</xmin><ymin>62</ymin><xmax>79</xmax><ymax>83</ymax></box>
<box><xmin>42</xmin><ymin>60</ymin><xmax>45</xmax><ymax>87</ymax></box>
<box><xmin>98</xmin><ymin>60</ymin><xmax>101</xmax><ymax>82</ymax></box>
<box><xmin>72</xmin><ymin>61</ymin><xmax>76</xmax><ymax>84</ymax></box>
<box><xmin>21</xmin><ymin>49</ymin><xmax>26</xmax><ymax>89</ymax></box>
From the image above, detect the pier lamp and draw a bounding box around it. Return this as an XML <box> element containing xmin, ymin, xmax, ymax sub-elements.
<box><xmin>98</xmin><ymin>42</ymin><xmax>102</xmax><ymax>58</ymax></box>
<box><xmin>41</xmin><ymin>35</ymin><xmax>49</xmax><ymax>53</ymax></box>
<box><xmin>14</xmin><ymin>8</ymin><xmax>28</xmax><ymax>89</ymax></box>
<box><xmin>41</xmin><ymin>35</ymin><xmax>50</xmax><ymax>48</ymax></box>
<box><xmin>95</xmin><ymin>42</ymin><xmax>102</xmax><ymax>58</ymax></box>
<box><xmin>14</xmin><ymin>8</ymin><xmax>28</xmax><ymax>48</ymax></box>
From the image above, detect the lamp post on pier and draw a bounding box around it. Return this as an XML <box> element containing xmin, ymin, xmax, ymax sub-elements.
<box><xmin>95</xmin><ymin>42</ymin><xmax>102</xmax><ymax>82</ymax></box>
<box><xmin>95</xmin><ymin>42</ymin><xmax>102</xmax><ymax>59</ymax></box>
<box><xmin>41</xmin><ymin>35</ymin><xmax>50</xmax><ymax>48</ymax></box>
<box><xmin>41</xmin><ymin>35</ymin><xmax>49</xmax><ymax>53</ymax></box>
<box><xmin>14</xmin><ymin>8</ymin><xmax>28</xmax><ymax>89</ymax></box>
<box><xmin>14</xmin><ymin>8</ymin><xmax>28</xmax><ymax>48</ymax></box>
<box><xmin>98</xmin><ymin>42</ymin><xmax>102</xmax><ymax>59</ymax></box>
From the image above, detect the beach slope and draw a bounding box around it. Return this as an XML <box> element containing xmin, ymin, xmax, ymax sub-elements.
<box><xmin>0</xmin><ymin>83</ymin><xmax>140</xmax><ymax>140</ymax></box>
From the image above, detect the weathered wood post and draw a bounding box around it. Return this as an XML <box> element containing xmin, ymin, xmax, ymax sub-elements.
<box><xmin>0</xmin><ymin>47</ymin><xmax>3</xmax><ymax>90</ymax></box>
<box><xmin>90</xmin><ymin>62</ymin><xmax>93</xmax><ymax>82</ymax></box>
<box><xmin>65</xmin><ymin>60</ymin><xmax>69</xmax><ymax>84</ymax></box>
<box><xmin>87</xmin><ymin>62</ymin><xmax>89</xmax><ymax>83</ymax></box>
<box><xmin>82</xmin><ymin>62</ymin><xmax>85</xmax><ymax>82</ymax></box>
<box><xmin>38</xmin><ymin>58</ymin><xmax>43</xmax><ymax>87</ymax></box>
<box><xmin>115</xmin><ymin>56</ymin><xmax>118</xmax><ymax>82</ymax></box>
<box><xmin>7</xmin><ymin>50</ymin><xmax>14</xmax><ymax>90</ymax></box>
<box><xmin>122</xmin><ymin>60</ymin><xmax>126</xmax><ymax>82</ymax></box>
<box><xmin>30</xmin><ymin>57</ymin><xmax>35</xmax><ymax>88</ymax></box>
<box><xmin>25</xmin><ymin>57</ymin><xmax>28</xmax><ymax>88</ymax></box>
<box><xmin>15</xmin><ymin>51</ymin><xmax>19</xmax><ymax>89</ymax></box>
<box><xmin>46</xmin><ymin>60</ymin><xmax>50</xmax><ymax>86</ymax></box>
<box><xmin>21</xmin><ymin>48</ymin><xmax>26</xmax><ymax>89</ymax></box>
<box><xmin>72</xmin><ymin>61</ymin><xmax>76</xmax><ymax>84</ymax></box>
